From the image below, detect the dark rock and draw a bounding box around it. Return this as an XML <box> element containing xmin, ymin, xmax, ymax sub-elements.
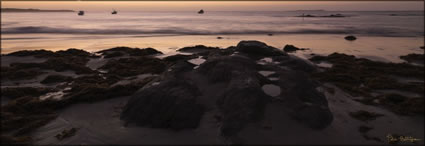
<box><xmin>55</xmin><ymin>128</ymin><xmax>77</xmax><ymax>140</ymax></box>
<box><xmin>310</xmin><ymin>53</ymin><xmax>424</xmax><ymax>97</ymax></box>
<box><xmin>178</xmin><ymin>45</ymin><xmax>220</xmax><ymax>53</ymax></box>
<box><xmin>104</xmin><ymin>51</ymin><xmax>124</xmax><ymax>58</ymax></box>
<box><xmin>345</xmin><ymin>35</ymin><xmax>357</xmax><ymax>41</ymax></box>
<box><xmin>420</xmin><ymin>46</ymin><xmax>424</xmax><ymax>50</ymax></box>
<box><xmin>400</xmin><ymin>53</ymin><xmax>424</xmax><ymax>64</ymax></box>
<box><xmin>274</xmin><ymin>55</ymin><xmax>317</xmax><ymax>72</ymax></box>
<box><xmin>236</xmin><ymin>41</ymin><xmax>285</xmax><ymax>57</ymax></box>
<box><xmin>324</xmin><ymin>14</ymin><xmax>346</xmax><ymax>17</ymax></box>
<box><xmin>197</xmin><ymin>56</ymin><xmax>269</xmax><ymax>136</ymax></box>
<box><xmin>65</xmin><ymin>75</ymin><xmax>153</xmax><ymax>103</ymax></box>
<box><xmin>5</xmin><ymin>50</ymin><xmax>55</xmax><ymax>58</ymax></box>
<box><xmin>1</xmin><ymin>87</ymin><xmax>53</xmax><ymax>99</ymax></box>
<box><xmin>100</xmin><ymin>57</ymin><xmax>167</xmax><ymax>77</ymax></box>
<box><xmin>41</xmin><ymin>75</ymin><xmax>72</xmax><ymax>84</ymax></box>
<box><xmin>349</xmin><ymin>110</ymin><xmax>384</xmax><ymax>122</ymax></box>
<box><xmin>283</xmin><ymin>44</ymin><xmax>308</xmax><ymax>52</ymax></box>
<box><xmin>1</xmin><ymin>66</ymin><xmax>45</xmax><ymax>80</ymax></box>
<box><xmin>1</xmin><ymin>96</ymin><xmax>59</xmax><ymax>137</ymax></box>
<box><xmin>379</xmin><ymin>94</ymin><xmax>424</xmax><ymax>115</ymax></box>
<box><xmin>162</xmin><ymin>54</ymin><xmax>198</xmax><ymax>63</ymax></box>
<box><xmin>98</xmin><ymin>47</ymin><xmax>163</xmax><ymax>57</ymax></box>
<box><xmin>197</xmin><ymin>56</ymin><xmax>257</xmax><ymax>83</ymax></box>
<box><xmin>297</xmin><ymin>14</ymin><xmax>316</xmax><ymax>17</ymax></box>
<box><xmin>217</xmin><ymin>37</ymin><xmax>223</xmax><ymax>39</ymax></box>
<box><xmin>217</xmin><ymin>74</ymin><xmax>269</xmax><ymax>136</ymax></box>
<box><xmin>121</xmin><ymin>79</ymin><xmax>205</xmax><ymax>130</ymax></box>
<box><xmin>9</xmin><ymin>56</ymin><xmax>94</xmax><ymax>75</ymax></box>
<box><xmin>56</xmin><ymin>48</ymin><xmax>93</xmax><ymax>58</ymax></box>
<box><xmin>277</xmin><ymin>71</ymin><xmax>333</xmax><ymax>129</ymax></box>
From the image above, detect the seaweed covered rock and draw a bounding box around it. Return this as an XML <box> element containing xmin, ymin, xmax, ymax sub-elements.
<box><xmin>178</xmin><ymin>45</ymin><xmax>220</xmax><ymax>53</ymax></box>
<box><xmin>1</xmin><ymin>96</ymin><xmax>59</xmax><ymax>137</ymax></box>
<box><xmin>5</xmin><ymin>50</ymin><xmax>55</xmax><ymax>58</ymax></box>
<box><xmin>310</xmin><ymin>53</ymin><xmax>424</xmax><ymax>116</ymax></box>
<box><xmin>98</xmin><ymin>47</ymin><xmax>163</xmax><ymax>57</ymax></box>
<box><xmin>1</xmin><ymin>87</ymin><xmax>53</xmax><ymax>99</ymax></box>
<box><xmin>217</xmin><ymin>73</ymin><xmax>269</xmax><ymax>136</ymax></box>
<box><xmin>283</xmin><ymin>44</ymin><xmax>308</xmax><ymax>52</ymax></box>
<box><xmin>9</xmin><ymin>56</ymin><xmax>94</xmax><ymax>75</ymax></box>
<box><xmin>236</xmin><ymin>41</ymin><xmax>286</xmax><ymax>57</ymax></box>
<box><xmin>64</xmin><ymin>74</ymin><xmax>152</xmax><ymax>103</ymax></box>
<box><xmin>274</xmin><ymin>55</ymin><xmax>317</xmax><ymax>72</ymax></box>
<box><xmin>197</xmin><ymin>55</ymin><xmax>258</xmax><ymax>83</ymax></box>
<box><xmin>5</xmin><ymin>48</ymin><xmax>95</xmax><ymax>58</ymax></box>
<box><xmin>277</xmin><ymin>71</ymin><xmax>333</xmax><ymax>129</ymax></box>
<box><xmin>100</xmin><ymin>57</ymin><xmax>166</xmax><ymax>77</ymax></box>
<box><xmin>378</xmin><ymin>94</ymin><xmax>424</xmax><ymax>115</ymax></box>
<box><xmin>1</xmin><ymin>66</ymin><xmax>45</xmax><ymax>80</ymax></box>
<box><xmin>310</xmin><ymin>53</ymin><xmax>424</xmax><ymax>93</ymax></box>
<box><xmin>162</xmin><ymin>54</ymin><xmax>198</xmax><ymax>63</ymax></box>
<box><xmin>55</xmin><ymin>48</ymin><xmax>94</xmax><ymax>58</ymax></box>
<box><xmin>400</xmin><ymin>53</ymin><xmax>424</xmax><ymax>65</ymax></box>
<box><xmin>41</xmin><ymin>75</ymin><xmax>72</xmax><ymax>84</ymax></box>
<box><xmin>120</xmin><ymin>79</ymin><xmax>205</xmax><ymax>130</ymax></box>
<box><xmin>196</xmin><ymin>56</ymin><xmax>270</xmax><ymax>136</ymax></box>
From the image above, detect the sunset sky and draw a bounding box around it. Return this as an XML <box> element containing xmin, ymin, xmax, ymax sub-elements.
<box><xmin>2</xmin><ymin>1</ymin><xmax>424</xmax><ymax>12</ymax></box>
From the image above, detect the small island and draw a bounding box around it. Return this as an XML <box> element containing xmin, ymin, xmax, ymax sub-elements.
<box><xmin>1</xmin><ymin>8</ymin><xmax>75</xmax><ymax>13</ymax></box>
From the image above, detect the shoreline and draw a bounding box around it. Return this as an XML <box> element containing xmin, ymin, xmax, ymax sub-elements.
<box><xmin>1</xmin><ymin>41</ymin><xmax>424</xmax><ymax>145</ymax></box>
<box><xmin>1</xmin><ymin>34</ymin><xmax>424</xmax><ymax>63</ymax></box>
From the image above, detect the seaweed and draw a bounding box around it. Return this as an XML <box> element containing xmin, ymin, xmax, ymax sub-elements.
<box><xmin>349</xmin><ymin>110</ymin><xmax>384</xmax><ymax>122</ymax></box>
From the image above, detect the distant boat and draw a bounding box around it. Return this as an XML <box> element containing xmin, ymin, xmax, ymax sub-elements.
<box><xmin>112</xmin><ymin>10</ymin><xmax>117</xmax><ymax>15</ymax></box>
<box><xmin>78</xmin><ymin>11</ymin><xmax>84</xmax><ymax>16</ymax></box>
<box><xmin>198</xmin><ymin>9</ymin><xmax>204</xmax><ymax>14</ymax></box>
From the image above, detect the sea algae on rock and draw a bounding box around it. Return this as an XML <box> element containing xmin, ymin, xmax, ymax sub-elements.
<box><xmin>196</xmin><ymin>55</ymin><xmax>270</xmax><ymax>136</ymax></box>
<box><xmin>283</xmin><ymin>44</ymin><xmax>308</xmax><ymax>52</ymax></box>
<box><xmin>41</xmin><ymin>75</ymin><xmax>73</xmax><ymax>84</ymax></box>
<box><xmin>400</xmin><ymin>53</ymin><xmax>424</xmax><ymax>65</ymax></box>
<box><xmin>177</xmin><ymin>45</ymin><xmax>220</xmax><ymax>53</ymax></box>
<box><xmin>100</xmin><ymin>57</ymin><xmax>167</xmax><ymax>77</ymax></box>
<box><xmin>1</xmin><ymin>66</ymin><xmax>46</xmax><ymax>80</ymax></box>
<box><xmin>276</xmin><ymin>71</ymin><xmax>333</xmax><ymax>129</ymax></box>
<box><xmin>197</xmin><ymin>55</ymin><xmax>258</xmax><ymax>83</ymax></box>
<box><xmin>5</xmin><ymin>50</ymin><xmax>55</xmax><ymax>58</ymax></box>
<box><xmin>236</xmin><ymin>40</ymin><xmax>286</xmax><ymax>57</ymax></box>
<box><xmin>216</xmin><ymin>73</ymin><xmax>269</xmax><ymax>136</ymax></box>
<box><xmin>1</xmin><ymin>87</ymin><xmax>53</xmax><ymax>99</ymax></box>
<box><xmin>98</xmin><ymin>47</ymin><xmax>163</xmax><ymax>57</ymax></box>
<box><xmin>120</xmin><ymin>79</ymin><xmax>205</xmax><ymax>130</ymax></box>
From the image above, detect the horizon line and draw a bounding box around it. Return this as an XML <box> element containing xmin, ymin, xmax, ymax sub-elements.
<box><xmin>2</xmin><ymin>0</ymin><xmax>424</xmax><ymax>1</ymax></box>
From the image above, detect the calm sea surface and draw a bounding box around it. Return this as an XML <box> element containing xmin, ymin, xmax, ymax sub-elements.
<box><xmin>1</xmin><ymin>11</ymin><xmax>424</xmax><ymax>62</ymax></box>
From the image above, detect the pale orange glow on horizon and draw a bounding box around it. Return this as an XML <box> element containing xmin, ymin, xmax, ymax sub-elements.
<box><xmin>2</xmin><ymin>1</ymin><xmax>424</xmax><ymax>12</ymax></box>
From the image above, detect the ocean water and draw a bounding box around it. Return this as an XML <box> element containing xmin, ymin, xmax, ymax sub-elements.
<box><xmin>1</xmin><ymin>11</ymin><xmax>424</xmax><ymax>62</ymax></box>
